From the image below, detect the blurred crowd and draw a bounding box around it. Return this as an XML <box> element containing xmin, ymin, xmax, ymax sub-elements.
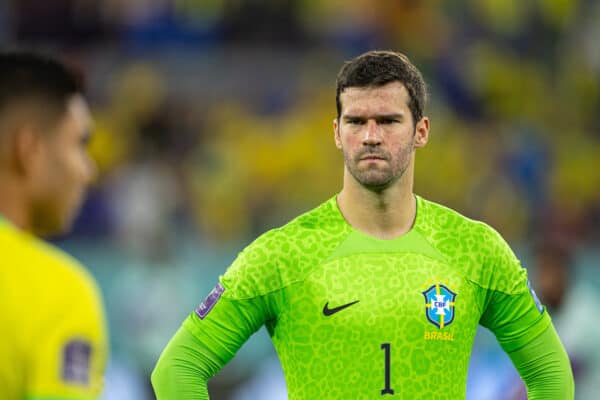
<box><xmin>2</xmin><ymin>1</ymin><xmax>599</xmax><ymax>399</ymax></box>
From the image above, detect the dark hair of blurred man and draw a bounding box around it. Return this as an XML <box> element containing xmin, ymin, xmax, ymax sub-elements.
<box><xmin>0</xmin><ymin>51</ymin><xmax>107</xmax><ymax>400</ymax></box>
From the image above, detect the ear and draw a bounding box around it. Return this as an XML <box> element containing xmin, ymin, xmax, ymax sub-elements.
<box><xmin>13</xmin><ymin>125</ymin><xmax>45</xmax><ymax>177</ymax></box>
<box><xmin>413</xmin><ymin>116</ymin><xmax>429</xmax><ymax>148</ymax></box>
<box><xmin>333</xmin><ymin>118</ymin><xmax>342</xmax><ymax>149</ymax></box>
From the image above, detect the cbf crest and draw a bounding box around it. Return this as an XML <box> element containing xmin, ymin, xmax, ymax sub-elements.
<box><xmin>422</xmin><ymin>283</ymin><xmax>457</xmax><ymax>329</ymax></box>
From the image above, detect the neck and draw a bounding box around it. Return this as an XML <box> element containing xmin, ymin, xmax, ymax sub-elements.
<box><xmin>0</xmin><ymin>173</ymin><xmax>30</xmax><ymax>231</ymax></box>
<box><xmin>337</xmin><ymin>169</ymin><xmax>416</xmax><ymax>240</ymax></box>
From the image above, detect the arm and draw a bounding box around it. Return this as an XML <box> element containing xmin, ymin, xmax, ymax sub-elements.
<box><xmin>151</xmin><ymin>325</ymin><xmax>223</xmax><ymax>400</ymax></box>
<box><xmin>152</xmin><ymin>282</ymin><xmax>282</xmax><ymax>399</ymax></box>
<box><xmin>480</xmin><ymin>288</ymin><xmax>575</xmax><ymax>399</ymax></box>
<box><xmin>152</xmin><ymin>232</ymin><xmax>285</xmax><ymax>399</ymax></box>
<box><xmin>477</xmin><ymin>225</ymin><xmax>574</xmax><ymax>399</ymax></box>
<box><xmin>507</xmin><ymin>324</ymin><xmax>574</xmax><ymax>399</ymax></box>
<box><xmin>482</xmin><ymin>290</ymin><xmax>574</xmax><ymax>399</ymax></box>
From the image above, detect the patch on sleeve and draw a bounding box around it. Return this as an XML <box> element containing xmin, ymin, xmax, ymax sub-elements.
<box><xmin>527</xmin><ymin>280</ymin><xmax>544</xmax><ymax>314</ymax></box>
<box><xmin>195</xmin><ymin>282</ymin><xmax>225</xmax><ymax>319</ymax></box>
<box><xmin>62</xmin><ymin>339</ymin><xmax>92</xmax><ymax>385</ymax></box>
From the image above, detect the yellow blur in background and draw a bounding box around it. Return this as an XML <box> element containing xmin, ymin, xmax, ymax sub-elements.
<box><xmin>2</xmin><ymin>0</ymin><xmax>599</xmax><ymax>398</ymax></box>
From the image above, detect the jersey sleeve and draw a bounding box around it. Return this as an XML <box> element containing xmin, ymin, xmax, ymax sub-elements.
<box><xmin>152</xmin><ymin>234</ymin><xmax>285</xmax><ymax>399</ymax></box>
<box><xmin>152</xmin><ymin>272</ymin><xmax>280</xmax><ymax>400</ymax></box>
<box><xmin>27</xmin><ymin>268</ymin><xmax>108</xmax><ymax>400</ymax></box>
<box><xmin>181</xmin><ymin>285</ymin><xmax>280</xmax><ymax>365</ymax></box>
<box><xmin>477</xmin><ymin>225</ymin><xmax>551</xmax><ymax>353</ymax></box>
<box><xmin>182</xmin><ymin>232</ymin><xmax>285</xmax><ymax>368</ymax></box>
<box><xmin>507</xmin><ymin>323</ymin><xmax>574</xmax><ymax>399</ymax></box>
<box><xmin>152</xmin><ymin>325</ymin><xmax>224</xmax><ymax>400</ymax></box>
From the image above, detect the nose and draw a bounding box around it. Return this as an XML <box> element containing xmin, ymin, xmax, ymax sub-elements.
<box><xmin>362</xmin><ymin>119</ymin><xmax>382</xmax><ymax>146</ymax></box>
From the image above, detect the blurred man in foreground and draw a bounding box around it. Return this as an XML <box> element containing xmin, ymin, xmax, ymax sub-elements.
<box><xmin>152</xmin><ymin>50</ymin><xmax>573</xmax><ymax>399</ymax></box>
<box><xmin>0</xmin><ymin>52</ymin><xmax>107</xmax><ymax>399</ymax></box>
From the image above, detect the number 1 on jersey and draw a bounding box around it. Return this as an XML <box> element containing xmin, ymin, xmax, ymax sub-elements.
<box><xmin>381</xmin><ymin>343</ymin><xmax>395</xmax><ymax>395</ymax></box>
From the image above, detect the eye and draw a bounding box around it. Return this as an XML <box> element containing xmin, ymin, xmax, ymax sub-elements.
<box><xmin>346</xmin><ymin>118</ymin><xmax>364</xmax><ymax>125</ymax></box>
<box><xmin>379</xmin><ymin>118</ymin><xmax>397</xmax><ymax>125</ymax></box>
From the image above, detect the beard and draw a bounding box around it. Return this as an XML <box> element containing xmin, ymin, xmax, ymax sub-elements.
<box><xmin>343</xmin><ymin>138</ymin><xmax>415</xmax><ymax>192</ymax></box>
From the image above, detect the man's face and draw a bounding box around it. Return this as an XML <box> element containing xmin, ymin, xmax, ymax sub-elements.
<box><xmin>29</xmin><ymin>95</ymin><xmax>96</xmax><ymax>236</ymax></box>
<box><xmin>334</xmin><ymin>81</ymin><xmax>428</xmax><ymax>191</ymax></box>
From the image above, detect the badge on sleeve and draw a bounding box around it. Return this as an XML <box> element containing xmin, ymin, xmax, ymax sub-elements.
<box><xmin>62</xmin><ymin>339</ymin><xmax>92</xmax><ymax>385</ymax></box>
<box><xmin>195</xmin><ymin>282</ymin><xmax>225</xmax><ymax>319</ymax></box>
<box><xmin>527</xmin><ymin>280</ymin><xmax>545</xmax><ymax>314</ymax></box>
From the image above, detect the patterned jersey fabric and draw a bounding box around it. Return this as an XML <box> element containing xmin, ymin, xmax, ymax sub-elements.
<box><xmin>184</xmin><ymin>195</ymin><xmax>549</xmax><ymax>399</ymax></box>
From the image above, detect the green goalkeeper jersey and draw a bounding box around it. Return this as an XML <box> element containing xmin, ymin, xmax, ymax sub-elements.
<box><xmin>178</xmin><ymin>195</ymin><xmax>551</xmax><ymax>399</ymax></box>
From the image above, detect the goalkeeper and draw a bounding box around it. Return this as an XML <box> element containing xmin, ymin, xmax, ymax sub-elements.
<box><xmin>152</xmin><ymin>50</ymin><xmax>574</xmax><ymax>399</ymax></box>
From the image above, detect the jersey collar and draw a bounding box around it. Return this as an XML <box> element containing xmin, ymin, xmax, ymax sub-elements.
<box><xmin>332</xmin><ymin>193</ymin><xmax>422</xmax><ymax>241</ymax></box>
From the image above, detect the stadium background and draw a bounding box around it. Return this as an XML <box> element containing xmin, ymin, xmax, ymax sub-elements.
<box><xmin>2</xmin><ymin>0</ymin><xmax>599</xmax><ymax>398</ymax></box>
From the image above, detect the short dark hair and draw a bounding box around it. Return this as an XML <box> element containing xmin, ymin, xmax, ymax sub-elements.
<box><xmin>0</xmin><ymin>51</ymin><xmax>81</xmax><ymax>128</ymax></box>
<box><xmin>336</xmin><ymin>50</ymin><xmax>427</xmax><ymax>124</ymax></box>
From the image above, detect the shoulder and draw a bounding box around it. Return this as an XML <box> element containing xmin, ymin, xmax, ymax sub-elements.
<box><xmin>255</xmin><ymin>196</ymin><xmax>347</xmax><ymax>252</ymax></box>
<box><xmin>30</xmin><ymin>242</ymin><xmax>107</xmax><ymax>360</ymax></box>
<box><xmin>0</xmin><ymin>224</ymin><xmax>106</xmax><ymax>359</ymax></box>
<box><xmin>416</xmin><ymin>196</ymin><xmax>498</xmax><ymax>248</ymax></box>
<box><xmin>417</xmin><ymin>196</ymin><xmax>482</xmax><ymax>229</ymax></box>
<box><xmin>2</xmin><ymin>223</ymin><xmax>102</xmax><ymax>309</ymax></box>
<box><xmin>222</xmin><ymin>197</ymin><xmax>350</xmax><ymax>298</ymax></box>
<box><xmin>21</xmin><ymin>245</ymin><xmax>107</xmax><ymax>397</ymax></box>
<box><xmin>40</xmin><ymin>241</ymin><xmax>101</xmax><ymax>301</ymax></box>
<box><xmin>416</xmin><ymin>196</ymin><xmax>524</xmax><ymax>292</ymax></box>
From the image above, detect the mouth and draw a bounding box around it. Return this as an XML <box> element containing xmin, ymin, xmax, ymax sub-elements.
<box><xmin>360</xmin><ymin>155</ymin><xmax>386</xmax><ymax>161</ymax></box>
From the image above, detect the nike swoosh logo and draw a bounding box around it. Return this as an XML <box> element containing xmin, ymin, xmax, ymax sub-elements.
<box><xmin>323</xmin><ymin>300</ymin><xmax>360</xmax><ymax>316</ymax></box>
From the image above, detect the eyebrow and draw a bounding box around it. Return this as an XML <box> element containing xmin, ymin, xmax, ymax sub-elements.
<box><xmin>343</xmin><ymin>113</ymin><xmax>405</xmax><ymax>120</ymax></box>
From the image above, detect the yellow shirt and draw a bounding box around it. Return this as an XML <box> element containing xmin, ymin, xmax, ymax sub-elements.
<box><xmin>0</xmin><ymin>216</ymin><xmax>107</xmax><ymax>400</ymax></box>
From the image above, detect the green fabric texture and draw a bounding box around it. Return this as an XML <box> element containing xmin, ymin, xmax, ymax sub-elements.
<box><xmin>479</xmin><ymin>289</ymin><xmax>552</xmax><ymax>353</ymax></box>
<box><xmin>151</xmin><ymin>326</ymin><xmax>223</xmax><ymax>400</ymax></box>
<box><xmin>508</xmin><ymin>324</ymin><xmax>575</xmax><ymax>399</ymax></box>
<box><xmin>152</xmin><ymin>195</ymin><xmax>573</xmax><ymax>399</ymax></box>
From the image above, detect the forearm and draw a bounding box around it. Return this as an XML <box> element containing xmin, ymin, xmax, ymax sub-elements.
<box><xmin>151</xmin><ymin>325</ymin><xmax>225</xmax><ymax>400</ymax></box>
<box><xmin>508</xmin><ymin>324</ymin><xmax>574</xmax><ymax>399</ymax></box>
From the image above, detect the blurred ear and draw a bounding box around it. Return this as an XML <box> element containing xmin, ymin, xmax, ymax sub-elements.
<box><xmin>12</xmin><ymin>125</ymin><xmax>45</xmax><ymax>177</ymax></box>
<box><xmin>414</xmin><ymin>117</ymin><xmax>429</xmax><ymax>148</ymax></box>
<box><xmin>333</xmin><ymin>118</ymin><xmax>342</xmax><ymax>149</ymax></box>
